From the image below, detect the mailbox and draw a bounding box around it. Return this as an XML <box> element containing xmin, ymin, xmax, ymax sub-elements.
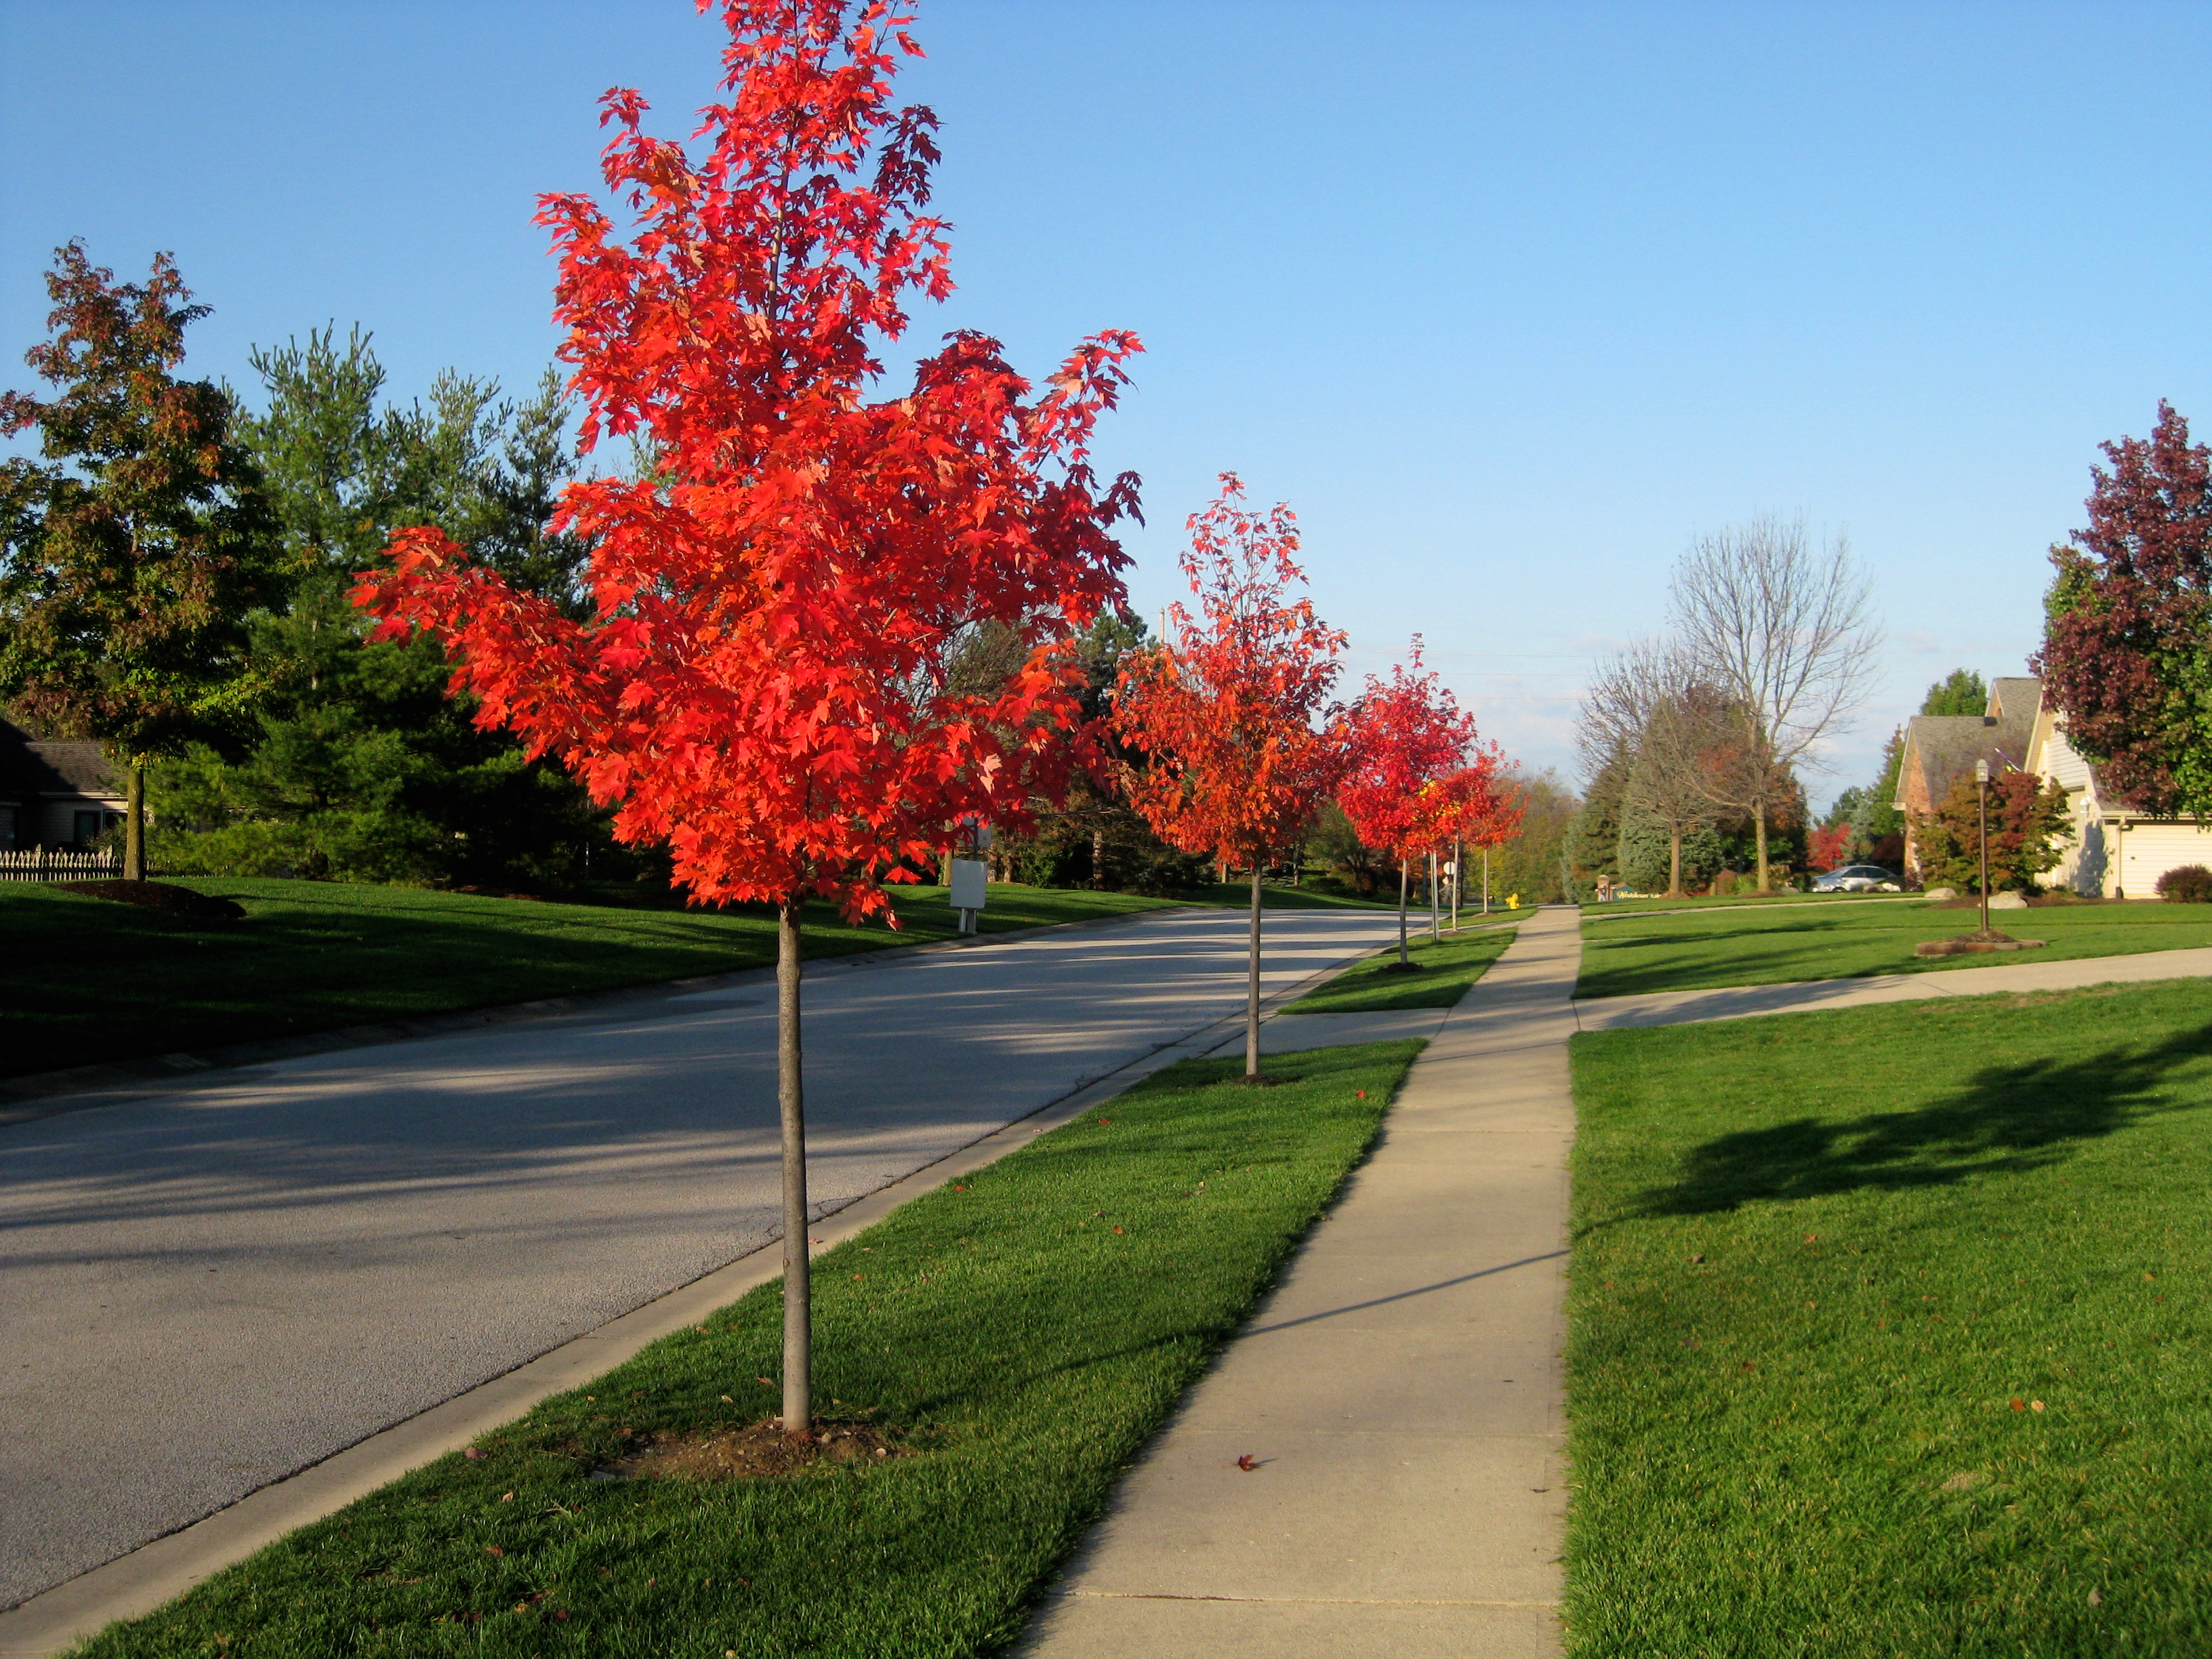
<box><xmin>949</xmin><ymin>857</ymin><xmax>987</xmax><ymax>932</ymax></box>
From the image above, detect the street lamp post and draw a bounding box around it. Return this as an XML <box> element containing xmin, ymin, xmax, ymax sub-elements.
<box><xmin>1975</xmin><ymin>758</ymin><xmax>1991</xmax><ymax>937</ymax></box>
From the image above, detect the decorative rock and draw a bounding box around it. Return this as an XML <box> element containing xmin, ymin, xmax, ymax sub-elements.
<box><xmin>1923</xmin><ymin>886</ymin><xmax>1958</xmax><ymax>901</ymax></box>
<box><xmin>1989</xmin><ymin>890</ymin><xmax>2030</xmax><ymax>909</ymax></box>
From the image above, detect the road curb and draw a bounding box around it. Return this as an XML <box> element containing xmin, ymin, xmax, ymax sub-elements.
<box><xmin>0</xmin><ymin>923</ymin><xmax>1387</xmax><ymax>1656</ymax></box>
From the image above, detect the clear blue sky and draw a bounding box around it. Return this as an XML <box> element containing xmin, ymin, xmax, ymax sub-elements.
<box><xmin>7</xmin><ymin>1</ymin><xmax>2209</xmax><ymax>803</ymax></box>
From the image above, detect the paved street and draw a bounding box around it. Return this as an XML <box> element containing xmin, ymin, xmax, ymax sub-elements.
<box><xmin>0</xmin><ymin>903</ymin><xmax>1399</xmax><ymax>1612</ymax></box>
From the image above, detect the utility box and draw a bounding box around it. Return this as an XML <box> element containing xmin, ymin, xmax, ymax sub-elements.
<box><xmin>949</xmin><ymin>858</ymin><xmax>987</xmax><ymax>932</ymax></box>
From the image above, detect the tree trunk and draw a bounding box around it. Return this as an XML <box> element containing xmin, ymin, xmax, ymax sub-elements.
<box><xmin>1245</xmin><ymin>862</ymin><xmax>1263</xmax><ymax>1079</ymax></box>
<box><xmin>1397</xmin><ymin>860</ymin><xmax>1410</xmax><ymax>964</ymax></box>
<box><xmin>1482</xmin><ymin>846</ymin><xmax>1490</xmax><ymax>914</ymax></box>
<box><xmin>777</xmin><ymin>898</ymin><xmax>812</xmax><ymax>1439</ymax></box>
<box><xmin>1428</xmin><ymin>849</ymin><xmax>1440</xmax><ymax>939</ymax></box>
<box><xmin>1091</xmin><ymin>821</ymin><xmax>1106</xmax><ymax>890</ymax></box>
<box><xmin>1452</xmin><ymin>838</ymin><xmax>1461</xmax><ymax>932</ymax></box>
<box><xmin>1754</xmin><ymin>811</ymin><xmax>1770</xmax><ymax>893</ymax></box>
<box><xmin>1668</xmin><ymin>830</ymin><xmax>1682</xmax><ymax>897</ymax></box>
<box><xmin>124</xmin><ymin>760</ymin><xmax>145</xmax><ymax>882</ymax></box>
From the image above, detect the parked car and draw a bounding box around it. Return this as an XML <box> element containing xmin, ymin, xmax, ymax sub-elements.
<box><xmin>1813</xmin><ymin>863</ymin><xmax>1902</xmax><ymax>893</ymax></box>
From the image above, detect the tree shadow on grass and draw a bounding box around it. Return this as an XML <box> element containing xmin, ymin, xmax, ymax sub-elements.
<box><xmin>1633</xmin><ymin>1019</ymin><xmax>2212</xmax><ymax>1218</ymax></box>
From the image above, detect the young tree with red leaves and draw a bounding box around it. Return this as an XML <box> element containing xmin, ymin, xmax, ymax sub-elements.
<box><xmin>1425</xmin><ymin>756</ymin><xmax>1521</xmax><ymax>927</ymax></box>
<box><xmin>1807</xmin><ymin>822</ymin><xmax>1851</xmax><ymax>872</ymax></box>
<box><xmin>357</xmin><ymin>0</ymin><xmax>1139</xmax><ymax>1437</ymax></box>
<box><xmin>1340</xmin><ymin>640</ymin><xmax>1478</xmax><ymax>963</ymax></box>
<box><xmin>2035</xmin><ymin>401</ymin><xmax>2212</xmax><ymax>816</ymax></box>
<box><xmin>1116</xmin><ymin>476</ymin><xmax>1347</xmax><ymax>1077</ymax></box>
<box><xmin>0</xmin><ymin>243</ymin><xmax>280</xmax><ymax>878</ymax></box>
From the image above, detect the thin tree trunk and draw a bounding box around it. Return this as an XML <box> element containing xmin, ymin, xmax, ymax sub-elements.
<box><xmin>1452</xmin><ymin>838</ymin><xmax>1461</xmax><ymax>933</ymax></box>
<box><xmin>1482</xmin><ymin>846</ymin><xmax>1491</xmax><ymax>914</ymax></box>
<box><xmin>1668</xmin><ymin>830</ymin><xmax>1682</xmax><ymax>897</ymax></box>
<box><xmin>1397</xmin><ymin>860</ymin><xmax>1410</xmax><ymax>964</ymax></box>
<box><xmin>1245</xmin><ymin>862</ymin><xmax>1262</xmax><ymax>1079</ymax></box>
<box><xmin>1754</xmin><ymin>811</ymin><xmax>1770</xmax><ymax>893</ymax></box>
<box><xmin>777</xmin><ymin>897</ymin><xmax>812</xmax><ymax>1439</ymax></box>
<box><xmin>1091</xmin><ymin>821</ymin><xmax>1105</xmax><ymax>890</ymax></box>
<box><xmin>124</xmin><ymin>760</ymin><xmax>145</xmax><ymax>882</ymax></box>
<box><xmin>1428</xmin><ymin>849</ymin><xmax>1439</xmax><ymax>939</ymax></box>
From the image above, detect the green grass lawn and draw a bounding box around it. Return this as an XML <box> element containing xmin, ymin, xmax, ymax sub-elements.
<box><xmin>1566</xmin><ymin>981</ymin><xmax>2212</xmax><ymax>1656</ymax></box>
<box><xmin>72</xmin><ymin>1040</ymin><xmax>1424</xmax><ymax>1659</ymax></box>
<box><xmin>1185</xmin><ymin>880</ymin><xmax>1396</xmax><ymax>910</ymax></box>
<box><xmin>1578</xmin><ymin>899</ymin><xmax>2212</xmax><ymax>998</ymax></box>
<box><xmin>1586</xmin><ymin>892</ymin><xmax>1914</xmax><ymax>918</ymax></box>
<box><xmin>1280</xmin><ymin>921</ymin><xmax>1519</xmax><ymax>1012</ymax></box>
<box><xmin>0</xmin><ymin>878</ymin><xmax>1178</xmax><ymax>1082</ymax></box>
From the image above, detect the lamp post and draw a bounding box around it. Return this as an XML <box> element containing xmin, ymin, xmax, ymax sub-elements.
<box><xmin>1975</xmin><ymin>758</ymin><xmax>1990</xmax><ymax>937</ymax></box>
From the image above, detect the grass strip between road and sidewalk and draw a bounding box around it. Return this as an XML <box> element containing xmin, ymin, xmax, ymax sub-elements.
<box><xmin>1565</xmin><ymin>979</ymin><xmax>2212</xmax><ymax>1656</ymax></box>
<box><xmin>0</xmin><ymin>878</ymin><xmax>1201</xmax><ymax>1084</ymax></box>
<box><xmin>71</xmin><ymin>1038</ymin><xmax>1425</xmax><ymax>1659</ymax></box>
<box><xmin>1279</xmin><ymin>920</ymin><xmax>1518</xmax><ymax>1013</ymax></box>
<box><xmin>1577</xmin><ymin>898</ymin><xmax>2212</xmax><ymax>1000</ymax></box>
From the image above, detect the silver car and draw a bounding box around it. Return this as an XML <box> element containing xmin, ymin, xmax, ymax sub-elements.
<box><xmin>1813</xmin><ymin>863</ymin><xmax>1902</xmax><ymax>893</ymax></box>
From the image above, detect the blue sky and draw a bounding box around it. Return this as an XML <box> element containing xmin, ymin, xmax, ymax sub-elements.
<box><xmin>6</xmin><ymin>1</ymin><xmax>2209</xmax><ymax>804</ymax></box>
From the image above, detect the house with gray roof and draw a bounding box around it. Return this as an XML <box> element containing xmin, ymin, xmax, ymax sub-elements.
<box><xmin>1890</xmin><ymin>677</ymin><xmax>2036</xmax><ymax>878</ymax></box>
<box><xmin>0</xmin><ymin>720</ymin><xmax>125</xmax><ymax>851</ymax></box>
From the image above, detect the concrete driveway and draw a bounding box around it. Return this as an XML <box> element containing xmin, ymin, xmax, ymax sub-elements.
<box><xmin>0</xmin><ymin>903</ymin><xmax>1400</xmax><ymax>1611</ymax></box>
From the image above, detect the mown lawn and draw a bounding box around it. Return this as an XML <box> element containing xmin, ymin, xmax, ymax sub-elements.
<box><xmin>1586</xmin><ymin>893</ymin><xmax>1913</xmax><ymax>918</ymax></box>
<box><xmin>1567</xmin><ymin>981</ymin><xmax>2212</xmax><ymax>1656</ymax></box>
<box><xmin>71</xmin><ymin>1040</ymin><xmax>1424</xmax><ymax>1659</ymax></box>
<box><xmin>0</xmin><ymin>878</ymin><xmax>1178</xmax><ymax>1082</ymax></box>
<box><xmin>1578</xmin><ymin>899</ymin><xmax>2212</xmax><ymax>998</ymax></box>
<box><xmin>1282</xmin><ymin>920</ymin><xmax>1518</xmax><ymax>1012</ymax></box>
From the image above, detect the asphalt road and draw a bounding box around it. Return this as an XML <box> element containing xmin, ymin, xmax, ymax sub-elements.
<box><xmin>0</xmin><ymin>903</ymin><xmax>1401</xmax><ymax>1610</ymax></box>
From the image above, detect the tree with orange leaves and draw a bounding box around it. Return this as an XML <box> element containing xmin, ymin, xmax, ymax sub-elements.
<box><xmin>1340</xmin><ymin>641</ymin><xmax>1479</xmax><ymax>964</ymax></box>
<box><xmin>1115</xmin><ymin>476</ymin><xmax>1348</xmax><ymax>1077</ymax></box>
<box><xmin>355</xmin><ymin>0</ymin><xmax>1140</xmax><ymax>1436</ymax></box>
<box><xmin>1420</xmin><ymin>756</ymin><xmax>1521</xmax><ymax>930</ymax></box>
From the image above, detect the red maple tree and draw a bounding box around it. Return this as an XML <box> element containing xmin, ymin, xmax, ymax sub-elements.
<box><xmin>1115</xmin><ymin>476</ymin><xmax>1348</xmax><ymax>1076</ymax></box>
<box><xmin>1806</xmin><ymin>822</ymin><xmax>1851</xmax><ymax>872</ymax></box>
<box><xmin>2034</xmin><ymin>401</ymin><xmax>2212</xmax><ymax>816</ymax></box>
<box><xmin>1420</xmin><ymin>756</ymin><xmax>1521</xmax><ymax>926</ymax></box>
<box><xmin>355</xmin><ymin>0</ymin><xmax>1140</xmax><ymax>1435</ymax></box>
<box><xmin>1340</xmin><ymin>640</ymin><xmax>1479</xmax><ymax>962</ymax></box>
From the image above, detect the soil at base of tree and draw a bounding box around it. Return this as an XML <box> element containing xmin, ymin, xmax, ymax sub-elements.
<box><xmin>54</xmin><ymin>879</ymin><xmax>245</xmax><ymax>921</ymax></box>
<box><xmin>598</xmin><ymin>1418</ymin><xmax>907</xmax><ymax>1482</ymax></box>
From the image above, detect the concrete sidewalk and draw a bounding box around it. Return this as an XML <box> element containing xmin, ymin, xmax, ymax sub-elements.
<box><xmin>1021</xmin><ymin>906</ymin><xmax>1581</xmax><ymax>1658</ymax></box>
<box><xmin>1574</xmin><ymin>943</ymin><xmax>2212</xmax><ymax>1032</ymax></box>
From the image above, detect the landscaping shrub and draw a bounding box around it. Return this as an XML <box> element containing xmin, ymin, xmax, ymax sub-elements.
<box><xmin>2156</xmin><ymin>863</ymin><xmax>2212</xmax><ymax>903</ymax></box>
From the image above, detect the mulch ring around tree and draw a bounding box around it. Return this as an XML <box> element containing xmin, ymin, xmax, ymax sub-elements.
<box><xmin>56</xmin><ymin>879</ymin><xmax>245</xmax><ymax>922</ymax></box>
<box><xmin>593</xmin><ymin>1418</ymin><xmax>908</xmax><ymax>1483</ymax></box>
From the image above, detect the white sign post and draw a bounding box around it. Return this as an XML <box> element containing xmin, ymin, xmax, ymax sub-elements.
<box><xmin>949</xmin><ymin>857</ymin><xmax>987</xmax><ymax>935</ymax></box>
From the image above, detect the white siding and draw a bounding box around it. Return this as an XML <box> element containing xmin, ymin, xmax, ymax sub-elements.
<box><xmin>2042</xmin><ymin>727</ymin><xmax>2094</xmax><ymax>792</ymax></box>
<box><xmin>2115</xmin><ymin>823</ymin><xmax>2212</xmax><ymax>897</ymax></box>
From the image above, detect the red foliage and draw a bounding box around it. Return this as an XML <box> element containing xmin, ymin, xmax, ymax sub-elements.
<box><xmin>1418</xmin><ymin>758</ymin><xmax>1521</xmax><ymax>855</ymax></box>
<box><xmin>1114</xmin><ymin>476</ymin><xmax>1347</xmax><ymax>863</ymax></box>
<box><xmin>1338</xmin><ymin>640</ymin><xmax>1479</xmax><ymax>860</ymax></box>
<box><xmin>1807</xmin><ymin>823</ymin><xmax>1851</xmax><ymax>872</ymax></box>
<box><xmin>2034</xmin><ymin>401</ymin><xmax>2212</xmax><ymax>816</ymax></box>
<box><xmin>353</xmin><ymin>0</ymin><xmax>1141</xmax><ymax>920</ymax></box>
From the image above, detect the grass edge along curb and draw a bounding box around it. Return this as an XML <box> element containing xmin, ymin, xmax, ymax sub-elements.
<box><xmin>66</xmin><ymin>1040</ymin><xmax>1426</xmax><ymax>1658</ymax></box>
<box><xmin>1281</xmin><ymin>919</ymin><xmax>1519</xmax><ymax>1013</ymax></box>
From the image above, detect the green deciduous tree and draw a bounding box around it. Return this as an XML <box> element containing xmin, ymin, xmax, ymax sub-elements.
<box><xmin>1919</xmin><ymin>668</ymin><xmax>1988</xmax><ymax>716</ymax></box>
<box><xmin>0</xmin><ymin>243</ymin><xmax>280</xmax><ymax>876</ymax></box>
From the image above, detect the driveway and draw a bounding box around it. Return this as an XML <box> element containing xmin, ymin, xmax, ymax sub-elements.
<box><xmin>0</xmin><ymin>903</ymin><xmax>1399</xmax><ymax>1610</ymax></box>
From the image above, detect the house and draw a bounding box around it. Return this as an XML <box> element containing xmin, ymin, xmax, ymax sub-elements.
<box><xmin>1890</xmin><ymin>676</ymin><xmax>2036</xmax><ymax>877</ymax></box>
<box><xmin>2022</xmin><ymin>688</ymin><xmax>2212</xmax><ymax>899</ymax></box>
<box><xmin>0</xmin><ymin>720</ymin><xmax>125</xmax><ymax>850</ymax></box>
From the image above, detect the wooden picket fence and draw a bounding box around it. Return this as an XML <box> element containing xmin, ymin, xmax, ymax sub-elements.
<box><xmin>0</xmin><ymin>848</ymin><xmax>129</xmax><ymax>882</ymax></box>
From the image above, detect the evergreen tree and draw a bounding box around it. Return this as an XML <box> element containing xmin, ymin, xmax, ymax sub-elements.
<box><xmin>150</xmin><ymin>329</ymin><xmax>611</xmax><ymax>888</ymax></box>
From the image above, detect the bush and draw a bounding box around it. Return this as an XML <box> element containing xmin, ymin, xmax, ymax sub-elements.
<box><xmin>2156</xmin><ymin>864</ymin><xmax>2212</xmax><ymax>903</ymax></box>
<box><xmin>1710</xmin><ymin>869</ymin><xmax>1741</xmax><ymax>897</ymax></box>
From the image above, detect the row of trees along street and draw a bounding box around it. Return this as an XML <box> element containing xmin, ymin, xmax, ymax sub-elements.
<box><xmin>0</xmin><ymin>0</ymin><xmax>1538</xmax><ymax>1437</ymax></box>
<box><xmin>1573</xmin><ymin>516</ymin><xmax>1881</xmax><ymax>898</ymax></box>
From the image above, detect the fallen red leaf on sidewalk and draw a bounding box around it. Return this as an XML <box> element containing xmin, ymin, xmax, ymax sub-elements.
<box><xmin>1237</xmin><ymin>1454</ymin><xmax>1259</xmax><ymax>1471</ymax></box>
